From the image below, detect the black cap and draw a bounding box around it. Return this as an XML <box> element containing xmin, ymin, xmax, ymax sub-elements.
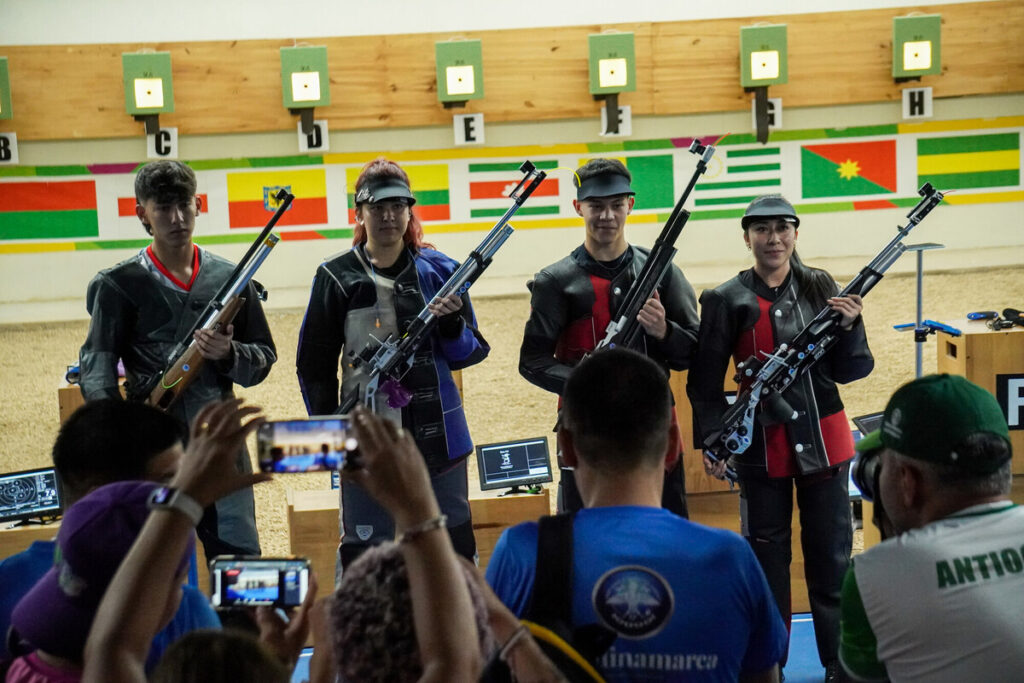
<box><xmin>741</xmin><ymin>194</ymin><xmax>800</xmax><ymax>229</ymax></box>
<box><xmin>576</xmin><ymin>171</ymin><xmax>635</xmax><ymax>201</ymax></box>
<box><xmin>355</xmin><ymin>178</ymin><xmax>416</xmax><ymax>206</ymax></box>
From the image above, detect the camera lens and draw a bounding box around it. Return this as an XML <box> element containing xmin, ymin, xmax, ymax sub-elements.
<box><xmin>851</xmin><ymin>449</ymin><xmax>881</xmax><ymax>502</ymax></box>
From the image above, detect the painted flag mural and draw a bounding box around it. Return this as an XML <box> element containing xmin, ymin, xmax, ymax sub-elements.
<box><xmin>801</xmin><ymin>140</ymin><xmax>897</xmax><ymax>198</ymax></box>
<box><xmin>917</xmin><ymin>132</ymin><xmax>1020</xmax><ymax>190</ymax></box>
<box><xmin>346</xmin><ymin>164</ymin><xmax>450</xmax><ymax>222</ymax></box>
<box><xmin>693</xmin><ymin>146</ymin><xmax>782</xmax><ymax>207</ymax></box>
<box><xmin>226</xmin><ymin>169</ymin><xmax>328</xmax><ymax>228</ymax></box>
<box><xmin>574</xmin><ymin>155</ymin><xmax>675</xmax><ymax>211</ymax></box>
<box><xmin>467</xmin><ymin>160</ymin><xmax>560</xmax><ymax>218</ymax></box>
<box><xmin>0</xmin><ymin>180</ymin><xmax>99</xmax><ymax>240</ymax></box>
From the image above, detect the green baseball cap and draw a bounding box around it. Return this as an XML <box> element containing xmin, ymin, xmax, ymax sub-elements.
<box><xmin>856</xmin><ymin>374</ymin><xmax>1011</xmax><ymax>473</ymax></box>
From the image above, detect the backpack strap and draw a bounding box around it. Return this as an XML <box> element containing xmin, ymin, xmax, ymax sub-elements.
<box><xmin>524</xmin><ymin>512</ymin><xmax>575</xmax><ymax>627</ymax></box>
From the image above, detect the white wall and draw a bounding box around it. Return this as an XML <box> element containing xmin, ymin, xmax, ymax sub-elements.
<box><xmin>0</xmin><ymin>0</ymin><xmax>982</xmax><ymax>45</ymax></box>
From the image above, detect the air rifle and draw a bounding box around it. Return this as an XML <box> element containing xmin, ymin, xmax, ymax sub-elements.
<box><xmin>593</xmin><ymin>139</ymin><xmax>716</xmax><ymax>352</ymax></box>
<box><xmin>702</xmin><ymin>183</ymin><xmax>945</xmax><ymax>483</ymax></box>
<box><xmin>338</xmin><ymin>161</ymin><xmax>547</xmax><ymax>415</ymax></box>
<box><xmin>141</xmin><ymin>189</ymin><xmax>293</xmax><ymax>410</ymax></box>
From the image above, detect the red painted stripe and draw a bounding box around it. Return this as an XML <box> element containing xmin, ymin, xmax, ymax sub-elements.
<box><xmin>279</xmin><ymin>230</ymin><xmax>324</xmax><ymax>241</ymax></box>
<box><xmin>852</xmin><ymin>199</ymin><xmax>898</xmax><ymax>210</ymax></box>
<box><xmin>0</xmin><ymin>180</ymin><xmax>96</xmax><ymax>212</ymax></box>
<box><xmin>469</xmin><ymin>178</ymin><xmax>559</xmax><ymax>200</ymax></box>
<box><xmin>119</xmin><ymin>194</ymin><xmax>209</xmax><ymax>217</ymax></box>
<box><xmin>228</xmin><ymin>197</ymin><xmax>327</xmax><ymax>228</ymax></box>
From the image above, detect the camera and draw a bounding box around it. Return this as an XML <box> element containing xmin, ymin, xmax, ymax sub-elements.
<box><xmin>851</xmin><ymin>447</ymin><xmax>881</xmax><ymax>502</ymax></box>
<box><xmin>209</xmin><ymin>556</ymin><xmax>311</xmax><ymax>608</ymax></box>
<box><xmin>256</xmin><ymin>417</ymin><xmax>358</xmax><ymax>473</ymax></box>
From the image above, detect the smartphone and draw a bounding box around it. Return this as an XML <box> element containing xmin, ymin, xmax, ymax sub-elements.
<box><xmin>209</xmin><ymin>556</ymin><xmax>311</xmax><ymax>608</ymax></box>
<box><xmin>255</xmin><ymin>417</ymin><xmax>358</xmax><ymax>473</ymax></box>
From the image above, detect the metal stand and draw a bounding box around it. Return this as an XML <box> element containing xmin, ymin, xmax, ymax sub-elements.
<box><xmin>906</xmin><ymin>242</ymin><xmax>944</xmax><ymax>377</ymax></box>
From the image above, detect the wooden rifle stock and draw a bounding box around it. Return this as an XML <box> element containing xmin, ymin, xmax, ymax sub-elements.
<box><xmin>147</xmin><ymin>297</ymin><xmax>246</xmax><ymax>410</ymax></box>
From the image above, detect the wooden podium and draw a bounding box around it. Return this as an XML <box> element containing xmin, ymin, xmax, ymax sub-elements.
<box><xmin>936</xmin><ymin>319</ymin><xmax>1024</xmax><ymax>473</ymax></box>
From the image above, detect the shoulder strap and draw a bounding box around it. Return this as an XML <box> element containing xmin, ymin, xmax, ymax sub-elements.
<box><xmin>525</xmin><ymin>512</ymin><xmax>576</xmax><ymax>627</ymax></box>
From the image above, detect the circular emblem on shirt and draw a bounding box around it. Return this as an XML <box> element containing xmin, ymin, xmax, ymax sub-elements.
<box><xmin>592</xmin><ymin>565</ymin><xmax>674</xmax><ymax>639</ymax></box>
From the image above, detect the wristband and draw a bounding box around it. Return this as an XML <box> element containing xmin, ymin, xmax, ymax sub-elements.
<box><xmin>147</xmin><ymin>486</ymin><xmax>204</xmax><ymax>526</ymax></box>
<box><xmin>499</xmin><ymin>624</ymin><xmax>530</xmax><ymax>662</ymax></box>
<box><xmin>397</xmin><ymin>514</ymin><xmax>447</xmax><ymax>544</ymax></box>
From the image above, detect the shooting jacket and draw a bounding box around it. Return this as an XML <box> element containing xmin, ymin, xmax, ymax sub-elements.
<box><xmin>80</xmin><ymin>247</ymin><xmax>277</xmax><ymax>413</ymax></box>
<box><xmin>519</xmin><ymin>244</ymin><xmax>699</xmax><ymax>395</ymax></box>
<box><xmin>79</xmin><ymin>247</ymin><xmax>276</xmax><ymax>554</ymax></box>
<box><xmin>687</xmin><ymin>267</ymin><xmax>874</xmax><ymax>478</ymax></box>
<box><xmin>296</xmin><ymin>246</ymin><xmax>489</xmax><ymax>474</ymax></box>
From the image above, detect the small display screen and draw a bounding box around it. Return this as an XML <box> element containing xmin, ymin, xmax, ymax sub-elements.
<box><xmin>0</xmin><ymin>468</ymin><xmax>63</xmax><ymax>524</ymax></box>
<box><xmin>475</xmin><ymin>437</ymin><xmax>553</xmax><ymax>491</ymax></box>
<box><xmin>210</xmin><ymin>557</ymin><xmax>310</xmax><ymax>607</ymax></box>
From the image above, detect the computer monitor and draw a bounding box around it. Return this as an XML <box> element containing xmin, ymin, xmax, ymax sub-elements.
<box><xmin>852</xmin><ymin>412</ymin><xmax>884</xmax><ymax>439</ymax></box>
<box><xmin>0</xmin><ymin>467</ymin><xmax>63</xmax><ymax>525</ymax></box>
<box><xmin>475</xmin><ymin>436</ymin><xmax>553</xmax><ymax>492</ymax></box>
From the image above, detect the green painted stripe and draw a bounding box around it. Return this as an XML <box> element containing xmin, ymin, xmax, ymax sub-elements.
<box><xmin>0</xmin><ymin>167</ymin><xmax>37</xmax><ymax>177</ymax></box>
<box><xmin>698</xmin><ymin>178</ymin><xmax>781</xmax><ymax>191</ymax></box>
<box><xmin>0</xmin><ymin>209</ymin><xmax>98</xmax><ymax>240</ymax></box>
<box><xmin>728</xmin><ymin>163</ymin><xmax>780</xmax><ymax>173</ymax></box>
<box><xmin>917</xmin><ymin>169</ymin><xmax>1020</xmax><ymax>189</ymax></box>
<box><xmin>727</xmin><ymin>148</ymin><xmax>779</xmax><ymax>157</ymax></box>
<box><xmin>824</xmin><ymin>124</ymin><xmax>899</xmax><ymax>138</ymax></box>
<box><xmin>74</xmin><ymin>238</ymin><xmax>152</xmax><ymax>251</ymax></box>
<box><xmin>470</xmin><ymin>205</ymin><xmax>560</xmax><ymax>218</ymax></box>
<box><xmin>248</xmin><ymin>155</ymin><xmax>324</xmax><ymax>168</ymax></box>
<box><xmin>315</xmin><ymin>228</ymin><xmax>355</xmax><ymax>240</ymax></box>
<box><xmin>695</xmin><ymin>195</ymin><xmax>760</xmax><ymax>206</ymax></box>
<box><xmin>890</xmin><ymin>197</ymin><xmax>924</xmax><ymax>208</ymax></box>
<box><xmin>194</xmin><ymin>233</ymin><xmax>263</xmax><ymax>245</ymax></box>
<box><xmin>585</xmin><ymin>141</ymin><xmax>628</xmax><ymax>153</ymax></box>
<box><xmin>622</xmin><ymin>139</ymin><xmax>674</xmax><ymax>151</ymax></box>
<box><xmin>35</xmin><ymin>165</ymin><xmax>92</xmax><ymax>176</ymax></box>
<box><xmin>468</xmin><ymin>161</ymin><xmax>559</xmax><ymax>172</ymax></box>
<box><xmin>689</xmin><ymin>207</ymin><xmax>747</xmax><ymax>220</ymax></box>
<box><xmin>918</xmin><ymin>133</ymin><xmax>1019</xmax><ymax>156</ymax></box>
<box><xmin>188</xmin><ymin>159</ymin><xmax>255</xmax><ymax>171</ymax></box>
<box><xmin>794</xmin><ymin>201</ymin><xmax>855</xmax><ymax>214</ymax></box>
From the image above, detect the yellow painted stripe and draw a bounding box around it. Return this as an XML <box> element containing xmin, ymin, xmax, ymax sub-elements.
<box><xmin>344</xmin><ymin>163</ymin><xmax>449</xmax><ymax>193</ymax></box>
<box><xmin>0</xmin><ymin>242</ymin><xmax>77</xmax><ymax>254</ymax></box>
<box><xmin>899</xmin><ymin>115</ymin><xmax>1024</xmax><ymax>134</ymax></box>
<box><xmin>324</xmin><ymin>142</ymin><xmax>589</xmax><ymax>165</ymax></box>
<box><xmin>943</xmin><ymin>190</ymin><xmax>1024</xmax><ymax>205</ymax></box>
<box><xmin>917</xmin><ymin>149</ymin><xmax>1020</xmax><ymax>175</ymax></box>
<box><xmin>226</xmin><ymin>169</ymin><xmax>326</xmax><ymax>202</ymax></box>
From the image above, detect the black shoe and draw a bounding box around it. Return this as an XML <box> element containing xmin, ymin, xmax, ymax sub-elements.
<box><xmin>824</xmin><ymin>660</ymin><xmax>844</xmax><ymax>683</ymax></box>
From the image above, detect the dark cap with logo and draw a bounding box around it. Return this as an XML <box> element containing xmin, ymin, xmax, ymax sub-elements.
<box><xmin>742</xmin><ymin>194</ymin><xmax>800</xmax><ymax>229</ymax></box>
<box><xmin>355</xmin><ymin>178</ymin><xmax>417</xmax><ymax>206</ymax></box>
<box><xmin>855</xmin><ymin>373</ymin><xmax>1012</xmax><ymax>474</ymax></box>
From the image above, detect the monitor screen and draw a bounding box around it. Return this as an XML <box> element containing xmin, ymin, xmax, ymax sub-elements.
<box><xmin>475</xmin><ymin>437</ymin><xmax>553</xmax><ymax>491</ymax></box>
<box><xmin>852</xmin><ymin>412</ymin><xmax>884</xmax><ymax>438</ymax></box>
<box><xmin>0</xmin><ymin>467</ymin><xmax>63</xmax><ymax>524</ymax></box>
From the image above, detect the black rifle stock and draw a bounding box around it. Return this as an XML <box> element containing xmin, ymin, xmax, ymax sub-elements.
<box><xmin>594</xmin><ymin>139</ymin><xmax>716</xmax><ymax>352</ymax></box>
<box><xmin>141</xmin><ymin>189</ymin><xmax>294</xmax><ymax>410</ymax></box>
<box><xmin>337</xmin><ymin>161</ymin><xmax>548</xmax><ymax>415</ymax></box>
<box><xmin>703</xmin><ymin>183</ymin><xmax>945</xmax><ymax>483</ymax></box>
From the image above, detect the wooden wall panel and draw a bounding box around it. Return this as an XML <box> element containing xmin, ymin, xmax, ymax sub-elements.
<box><xmin>1</xmin><ymin>1</ymin><xmax>1021</xmax><ymax>141</ymax></box>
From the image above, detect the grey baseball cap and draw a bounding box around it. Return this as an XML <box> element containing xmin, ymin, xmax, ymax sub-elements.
<box><xmin>742</xmin><ymin>194</ymin><xmax>800</xmax><ymax>229</ymax></box>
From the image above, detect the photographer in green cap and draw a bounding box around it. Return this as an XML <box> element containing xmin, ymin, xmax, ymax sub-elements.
<box><xmin>840</xmin><ymin>373</ymin><xmax>1022</xmax><ymax>682</ymax></box>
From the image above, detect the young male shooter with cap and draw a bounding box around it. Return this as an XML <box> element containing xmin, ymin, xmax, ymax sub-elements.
<box><xmin>519</xmin><ymin>158</ymin><xmax>699</xmax><ymax>515</ymax></box>
<box><xmin>839</xmin><ymin>374</ymin><xmax>1024</xmax><ymax>683</ymax></box>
